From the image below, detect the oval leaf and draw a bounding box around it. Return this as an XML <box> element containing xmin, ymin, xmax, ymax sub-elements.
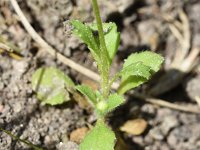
<box><xmin>119</xmin><ymin>62</ymin><xmax>151</xmax><ymax>80</ymax></box>
<box><xmin>80</xmin><ymin>120</ymin><xmax>116</xmax><ymax>150</ymax></box>
<box><xmin>118</xmin><ymin>51</ymin><xmax>164</xmax><ymax>94</ymax></box>
<box><xmin>32</xmin><ymin>67</ymin><xmax>74</xmax><ymax>105</ymax></box>
<box><xmin>123</xmin><ymin>51</ymin><xmax>164</xmax><ymax>72</ymax></box>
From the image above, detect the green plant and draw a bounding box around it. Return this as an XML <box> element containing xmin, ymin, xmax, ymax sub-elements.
<box><xmin>32</xmin><ymin>0</ymin><xmax>164</xmax><ymax>149</ymax></box>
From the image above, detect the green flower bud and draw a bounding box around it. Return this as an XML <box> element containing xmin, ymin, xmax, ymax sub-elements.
<box><xmin>96</xmin><ymin>101</ymin><xmax>108</xmax><ymax>112</ymax></box>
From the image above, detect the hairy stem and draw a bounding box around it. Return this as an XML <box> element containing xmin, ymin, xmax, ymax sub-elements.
<box><xmin>91</xmin><ymin>0</ymin><xmax>110</xmax><ymax>99</ymax></box>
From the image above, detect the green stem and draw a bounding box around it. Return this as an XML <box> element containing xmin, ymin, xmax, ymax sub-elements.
<box><xmin>91</xmin><ymin>0</ymin><xmax>110</xmax><ymax>98</ymax></box>
<box><xmin>0</xmin><ymin>127</ymin><xmax>42</xmax><ymax>150</ymax></box>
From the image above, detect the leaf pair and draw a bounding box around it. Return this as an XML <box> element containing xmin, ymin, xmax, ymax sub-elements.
<box><xmin>31</xmin><ymin>51</ymin><xmax>164</xmax><ymax>107</ymax></box>
<box><xmin>76</xmin><ymin>85</ymin><xmax>121</xmax><ymax>150</ymax></box>
<box><xmin>70</xmin><ymin>20</ymin><xmax>120</xmax><ymax>66</ymax></box>
<box><xmin>76</xmin><ymin>85</ymin><xmax>124</xmax><ymax>117</ymax></box>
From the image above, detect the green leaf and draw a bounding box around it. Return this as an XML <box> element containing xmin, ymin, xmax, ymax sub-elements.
<box><xmin>70</xmin><ymin>20</ymin><xmax>100</xmax><ymax>63</ymax></box>
<box><xmin>95</xmin><ymin>94</ymin><xmax>124</xmax><ymax>117</ymax></box>
<box><xmin>119</xmin><ymin>62</ymin><xmax>151</xmax><ymax>80</ymax></box>
<box><xmin>118</xmin><ymin>76</ymin><xmax>147</xmax><ymax>95</ymax></box>
<box><xmin>107</xmin><ymin>93</ymin><xmax>125</xmax><ymax>112</ymax></box>
<box><xmin>32</xmin><ymin>67</ymin><xmax>74</xmax><ymax>105</ymax></box>
<box><xmin>95</xmin><ymin>91</ymin><xmax>103</xmax><ymax>101</ymax></box>
<box><xmin>89</xmin><ymin>22</ymin><xmax>120</xmax><ymax>65</ymax></box>
<box><xmin>76</xmin><ymin>85</ymin><xmax>97</xmax><ymax>105</ymax></box>
<box><xmin>80</xmin><ymin>119</ymin><xmax>116</xmax><ymax>150</ymax></box>
<box><xmin>123</xmin><ymin>51</ymin><xmax>164</xmax><ymax>73</ymax></box>
<box><xmin>118</xmin><ymin>51</ymin><xmax>164</xmax><ymax>94</ymax></box>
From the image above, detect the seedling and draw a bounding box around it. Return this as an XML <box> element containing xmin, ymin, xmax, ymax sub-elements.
<box><xmin>32</xmin><ymin>0</ymin><xmax>164</xmax><ymax>149</ymax></box>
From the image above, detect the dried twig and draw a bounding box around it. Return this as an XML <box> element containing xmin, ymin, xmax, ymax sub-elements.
<box><xmin>149</xmin><ymin>9</ymin><xmax>199</xmax><ymax>96</ymax></box>
<box><xmin>195</xmin><ymin>96</ymin><xmax>200</xmax><ymax>108</ymax></box>
<box><xmin>165</xmin><ymin>9</ymin><xmax>191</xmax><ymax>66</ymax></box>
<box><xmin>10</xmin><ymin>0</ymin><xmax>200</xmax><ymax>114</ymax></box>
<box><xmin>181</xmin><ymin>47</ymin><xmax>200</xmax><ymax>72</ymax></box>
<box><xmin>146</xmin><ymin>98</ymin><xmax>200</xmax><ymax>114</ymax></box>
<box><xmin>0</xmin><ymin>43</ymin><xmax>12</xmax><ymax>51</ymax></box>
<box><xmin>132</xmin><ymin>91</ymin><xmax>200</xmax><ymax>114</ymax></box>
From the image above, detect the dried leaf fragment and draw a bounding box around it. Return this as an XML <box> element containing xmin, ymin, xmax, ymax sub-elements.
<box><xmin>70</xmin><ymin>127</ymin><xmax>89</xmax><ymax>144</ymax></box>
<box><xmin>120</xmin><ymin>118</ymin><xmax>147</xmax><ymax>135</ymax></box>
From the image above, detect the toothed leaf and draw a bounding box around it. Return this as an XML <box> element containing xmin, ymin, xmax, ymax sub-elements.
<box><xmin>70</xmin><ymin>20</ymin><xmax>100</xmax><ymax>62</ymax></box>
<box><xmin>123</xmin><ymin>51</ymin><xmax>164</xmax><ymax>72</ymax></box>
<box><xmin>119</xmin><ymin>62</ymin><xmax>151</xmax><ymax>80</ymax></box>
<box><xmin>118</xmin><ymin>51</ymin><xmax>164</xmax><ymax>94</ymax></box>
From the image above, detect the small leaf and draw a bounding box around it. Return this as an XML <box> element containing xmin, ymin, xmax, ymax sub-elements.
<box><xmin>119</xmin><ymin>62</ymin><xmax>151</xmax><ymax>80</ymax></box>
<box><xmin>80</xmin><ymin>120</ymin><xmax>116</xmax><ymax>150</ymax></box>
<box><xmin>95</xmin><ymin>94</ymin><xmax>124</xmax><ymax>117</ymax></box>
<box><xmin>118</xmin><ymin>76</ymin><xmax>147</xmax><ymax>95</ymax></box>
<box><xmin>32</xmin><ymin>67</ymin><xmax>74</xmax><ymax>105</ymax></box>
<box><xmin>76</xmin><ymin>85</ymin><xmax>97</xmax><ymax>105</ymax></box>
<box><xmin>89</xmin><ymin>22</ymin><xmax>120</xmax><ymax>65</ymax></box>
<box><xmin>117</xmin><ymin>62</ymin><xmax>151</xmax><ymax>94</ymax></box>
<box><xmin>118</xmin><ymin>51</ymin><xmax>164</xmax><ymax>94</ymax></box>
<box><xmin>95</xmin><ymin>90</ymin><xmax>104</xmax><ymax>102</ymax></box>
<box><xmin>123</xmin><ymin>51</ymin><xmax>164</xmax><ymax>73</ymax></box>
<box><xmin>104</xmin><ymin>23</ymin><xmax>120</xmax><ymax>64</ymax></box>
<box><xmin>120</xmin><ymin>119</ymin><xmax>147</xmax><ymax>135</ymax></box>
<box><xmin>70</xmin><ymin>20</ymin><xmax>100</xmax><ymax>63</ymax></box>
<box><xmin>107</xmin><ymin>93</ymin><xmax>125</xmax><ymax>113</ymax></box>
